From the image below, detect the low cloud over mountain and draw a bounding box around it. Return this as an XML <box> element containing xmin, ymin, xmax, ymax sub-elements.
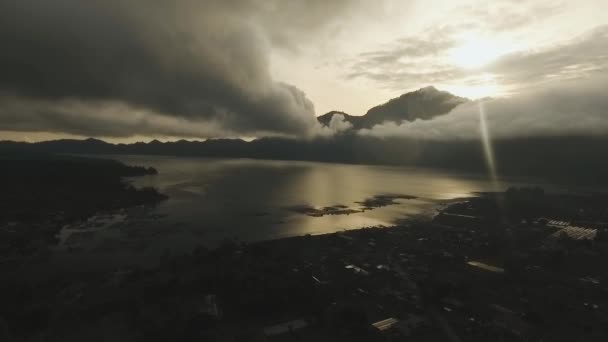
<box><xmin>318</xmin><ymin>86</ymin><xmax>468</xmax><ymax>130</ymax></box>
<box><xmin>359</xmin><ymin>76</ymin><xmax>608</xmax><ymax>140</ymax></box>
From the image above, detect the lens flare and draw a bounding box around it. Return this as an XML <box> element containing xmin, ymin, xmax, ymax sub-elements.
<box><xmin>478</xmin><ymin>101</ymin><xmax>507</xmax><ymax>222</ymax></box>
<box><xmin>478</xmin><ymin>102</ymin><xmax>498</xmax><ymax>184</ymax></box>
<box><xmin>479</xmin><ymin>101</ymin><xmax>506</xmax><ymax>215</ymax></box>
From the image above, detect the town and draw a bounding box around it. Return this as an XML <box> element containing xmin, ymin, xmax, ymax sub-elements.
<box><xmin>2</xmin><ymin>187</ymin><xmax>607</xmax><ymax>341</ymax></box>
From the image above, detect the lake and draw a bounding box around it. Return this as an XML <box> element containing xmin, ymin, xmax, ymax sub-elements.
<box><xmin>50</xmin><ymin>155</ymin><xmax>580</xmax><ymax>268</ymax></box>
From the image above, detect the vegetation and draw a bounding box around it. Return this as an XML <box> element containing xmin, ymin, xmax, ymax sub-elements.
<box><xmin>0</xmin><ymin>154</ymin><xmax>166</xmax><ymax>257</ymax></box>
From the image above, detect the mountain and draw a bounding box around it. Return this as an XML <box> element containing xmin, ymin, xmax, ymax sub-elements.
<box><xmin>317</xmin><ymin>86</ymin><xmax>468</xmax><ymax>129</ymax></box>
<box><xmin>316</xmin><ymin>111</ymin><xmax>362</xmax><ymax>128</ymax></box>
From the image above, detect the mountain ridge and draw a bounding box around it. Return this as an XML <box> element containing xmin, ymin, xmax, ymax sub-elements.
<box><xmin>317</xmin><ymin>86</ymin><xmax>469</xmax><ymax>129</ymax></box>
<box><xmin>3</xmin><ymin>134</ymin><xmax>608</xmax><ymax>186</ymax></box>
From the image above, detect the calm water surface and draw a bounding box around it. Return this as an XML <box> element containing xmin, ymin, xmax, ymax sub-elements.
<box><xmin>50</xmin><ymin>156</ymin><xmax>575</xmax><ymax>268</ymax></box>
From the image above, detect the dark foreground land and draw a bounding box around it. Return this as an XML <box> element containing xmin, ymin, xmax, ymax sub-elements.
<box><xmin>1</xmin><ymin>181</ymin><xmax>607</xmax><ymax>341</ymax></box>
<box><xmin>0</xmin><ymin>154</ymin><xmax>167</xmax><ymax>260</ymax></box>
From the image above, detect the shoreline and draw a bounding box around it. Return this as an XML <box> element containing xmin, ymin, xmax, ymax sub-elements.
<box><xmin>0</xmin><ymin>155</ymin><xmax>168</xmax><ymax>266</ymax></box>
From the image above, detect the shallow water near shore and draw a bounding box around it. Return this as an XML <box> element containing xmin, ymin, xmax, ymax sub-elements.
<box><xmin>48</xmin><ymin>155</ymin><xmax>594</xmax><ymax>269</ymax></box>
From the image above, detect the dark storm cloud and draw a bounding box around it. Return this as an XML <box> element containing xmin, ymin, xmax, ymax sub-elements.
<box><xmin>0</xmin><ymin>96</ymin><xmax>229</xmax><ymax>138</ymax></box>
<box><xmin>0</xmin><ymin>0</ymin><xmax>354</xmax><ymax>138</ymax></box>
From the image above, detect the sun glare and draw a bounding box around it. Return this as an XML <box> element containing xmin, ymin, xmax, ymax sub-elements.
<box><xmin>448</xmin><ymin>34</ymin><xmax>511</xmax><ymax>69</ymax></box>
<box><xmin>454</xmin><ymin>84</ymin><xmax>498</xmax><ymax>99</ymax></box>
<box><xmin>444</xmin><ymin>74</ymin><xmax>501</xmax><ymax>99</ymax></box>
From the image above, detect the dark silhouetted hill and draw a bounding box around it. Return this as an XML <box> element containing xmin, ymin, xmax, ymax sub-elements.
<box><xmin>317</xmin><ymin>86</ymin><xmax>469</xmax><ymax>129</ymax></box>
<box><xmin>3</xmin><ymin>135</ymin><xmax>608</xmax><ymax>186</ymax></box>
<box><xmin>0</xmin><ymin>154</ymin><xmax>164</xmax><ymax>223</ymax></box>
<box><xmin>317</xmin><ymin>111</ymin><xmax>363</xmax><ymax>128</ymax></box>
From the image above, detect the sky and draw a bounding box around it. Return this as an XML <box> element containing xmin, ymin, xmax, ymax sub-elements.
<box><xmin>0</xmin><ymin>0</ymin><xmax>607</xmax><ymax>142</ymax></box>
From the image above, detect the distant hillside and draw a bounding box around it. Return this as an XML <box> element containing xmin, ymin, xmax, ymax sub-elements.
<box><xmin>3</xmin><ymin>135</ymin><xmax>608</xmax><ymax>186</ymax></box>
<box><xmin>317</xmin><ymin>86</ymin><xmax>468</xmax><ymax>129</ymax></box>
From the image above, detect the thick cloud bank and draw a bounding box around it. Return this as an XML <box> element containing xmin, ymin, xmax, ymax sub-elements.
<box><xmin>316</xmin><ymin>113</ymin><xmax>355</xmax><ymax>137</ymax></box>
<box><xmin>0</xmin><ymin>0</ymin><xmax>336</xmax><ymax>138</ymax></box>
<box><xmin>359</xmin><ymin>76</ymin><xmax>608</xmax><ymax>140</ymax></box>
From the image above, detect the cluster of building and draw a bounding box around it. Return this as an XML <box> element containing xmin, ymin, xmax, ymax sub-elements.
<box><xmin>2</xmin><ymin>191</ymin><xmax>607</xmax><ymax>341</ymax></box>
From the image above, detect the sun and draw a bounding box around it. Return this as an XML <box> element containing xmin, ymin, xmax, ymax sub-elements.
<box><xmin>448</xmin><ymin>33</ymin><xmax>511</xmax><ymax>69</ymax></box>
<box><xmin>443</xmin><ymin>74</ymin><xmax>503</xmax><ymax>99</ymax></box>
<box><xmin>454</xmin><ymin>83</ymin><xmax>499</xmax><ymax>99</ymax></box>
